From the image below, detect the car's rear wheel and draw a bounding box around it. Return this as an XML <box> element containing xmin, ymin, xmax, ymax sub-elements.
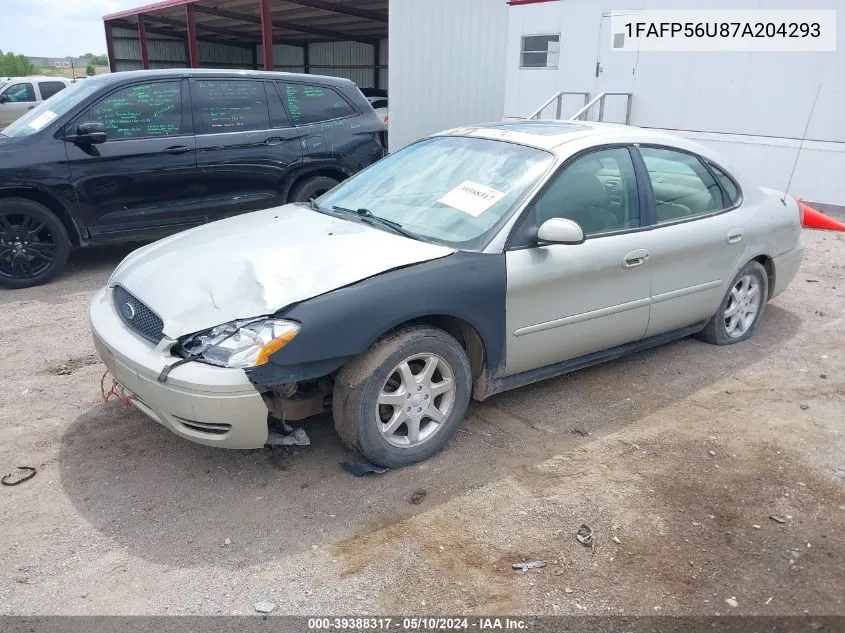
<box><xmin>697</xmin><ymin>260</ymin><xmax>768</xmax><ymax>345</ymax></box>
<box><xmin>0</xmin><ymin>198</ymin><xmax>69</xmax><ymax>289</ymax></box>
<box><xmin>333</xmin><ymin>326</ymin><xmax>472</xmax><ymax>467</ymax></box>
<box><xmin>288</xmin><ymin>176</ymin><xmax>340</xmax><ymax>203</ymax></box>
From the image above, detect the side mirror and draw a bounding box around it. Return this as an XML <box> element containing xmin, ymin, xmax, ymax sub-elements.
<box><xmin>0</xmin><ymin>94</ymin><xmax>9</xmax><ymax>104</ymax></box>
<box><xmin>536</xmin><ymin>217</ymin><xmax>585</xmax><ymax>245</ymax></box>
<box><xmin>69</xmin><ymin>121</ymin><xmax>107</xmax><ymax>145</ymax></box>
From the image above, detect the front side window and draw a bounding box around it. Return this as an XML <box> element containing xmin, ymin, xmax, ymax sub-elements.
<box><xmin>194</xmin><ymin>80</ymin><xmax>270</xmax><ymax>134</ymax></box>
<box><xmin>640</xmin><ymin>147</ymin><xmax>725</xmax><ymax>223</ymax></box>
<box><xmin>281</xmin><ymin>83</ymin><xmax>356</xmax><ymax>125</ymax></box>
<box><xmin>39</xmin><ymin>81</ymin><xmax>67</xmax><ymax>100</ymax></box>
<box><xmin>90</xmin><ymin>82</ymin><xmax>182</xmax><ymax>140</ymax></box>
<box><xmin>316</xmin><ymin>136</ymin><xmax>555</xmax><ymax>248</ymax></box>
<box><xmin>521</xmin><ymin>35</ymin><xmax>560</xmax><ymax>68</ymax></box>
<box><xmin>2</xmin><ymin>82</ymin><xmax>36</xmax><ymax>103</ymax></box>
<box><xmin>531</xmin><ymin>147</ymin><xmax>640</xmax><ymax>237</ymax></box>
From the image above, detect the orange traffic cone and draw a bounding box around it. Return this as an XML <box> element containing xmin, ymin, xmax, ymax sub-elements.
<box><xmin>797</xmin><ymin>198</ymin><xmax>845</xmax><ymax>232</ymax></box>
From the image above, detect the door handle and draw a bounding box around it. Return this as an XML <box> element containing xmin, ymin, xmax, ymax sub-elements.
<box><xmin>726</xmin><ymin>229</ymin><xmax>743</xmax><ymax>244</ymax></box>
<box><xmin>27</xmin><ymin>105</ymin><xmax>35</xmax><ymax>110</ymax></box>
<box><xmin>163</xmin><ymin>145</ymin><xmax>190</xmax><ymax>155</ymax></box>
<box><xmin>264</xmin><ymin>137</ymin><xmax>285</xmax><ymax>145</ymax></box>
<box><xmin>623</xmin><ymin>249</ymin><xmax>649</xmax><ymax>268</ymax></box>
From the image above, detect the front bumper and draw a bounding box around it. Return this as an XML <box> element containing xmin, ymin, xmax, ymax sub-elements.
<box><xmin>771</xmin><ymin>242</ymin><xmax>804</xmax><ymax>299</ymax></box>
<box><xmin>89</xmin><ymin>287</ymin><xmax>269</xmax><ymax>449</ymax></box>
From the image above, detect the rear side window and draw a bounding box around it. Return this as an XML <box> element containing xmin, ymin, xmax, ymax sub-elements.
<box><xmin>640</xmin><ymin>147</ymin><xmax>725</xmax><ymax>223</ymax></box>
<box><xmin>194</xmin><ymin>80</ymin><xmax>270</xmax><ymax>134</ymax></box>
<box><xmin>2</xmin><ymin>82</ymin><xmax>36</xmax><ymax>102</ymax></box>
<box><xmin>90</xmin><ymin>81</ymin><xmax>182</xmax><ymax>139</ymax></box>
<box><xmin>281</xmin><ymin>83</ymin><xmax>355</xmax><ymax>125</ymax></box>
<box><xmin>708</xmin><ymin>163</ymin><xmax>740</xmax><ymax>206</ymax></box>
<box><xmin>38</xmin><ymin>81</ymin><xmax>67</xmax><ymax>100</ymax></box>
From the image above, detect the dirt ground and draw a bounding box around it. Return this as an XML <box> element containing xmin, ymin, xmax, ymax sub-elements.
<box><xmin>0</xmin><ymin>230</ymin><xmax>843</xmax><ymax>616</ymax></box>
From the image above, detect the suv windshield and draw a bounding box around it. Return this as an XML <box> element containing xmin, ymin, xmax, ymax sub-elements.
<box><xmin>2</xmin><ymin>80</ymin><xmax>100</xmax><ymax>138</ymax></box>
<box><xmin>316</xmin><ymin>136</ymin><xmax>554</xmax><ymax>248</ymax></box>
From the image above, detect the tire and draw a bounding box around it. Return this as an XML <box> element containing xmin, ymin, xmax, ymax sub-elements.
<box><xmin>697</xmin><ymin>260</ymin><xmax>768</xmax><ymax>345</ymax></box>
<box><xmin>288</xmin><ymin>176</ymin><xmax>340</xmax><ymax>203</ymax></box>
<box><xmin>333</xmin><ymin>326</ymin><xmax>472</xmax><ymax>467</ymax></box>
<box><xmin>0</xmin><ymin>198</ymin><xmax>70</xmax><ymax>289</ymax></box>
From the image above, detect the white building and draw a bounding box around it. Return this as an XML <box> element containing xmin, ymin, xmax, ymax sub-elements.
<box><xmin>389</xmin><ymin>0</ymin><xmax>844</xmax><ymax>207</ymax></box>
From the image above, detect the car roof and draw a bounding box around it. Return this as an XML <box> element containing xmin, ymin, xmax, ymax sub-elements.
<box><xmin>6</xmin><ymin>76</ymin><xmax>72</xmax><ymax>81</ymax></box>
<box><xmin>78</xmin><ymin>68</ymin><xmax>357</xmax><ymax>89</ymax></box>
<box><xmin>435</xmin><ymin>119</ymin><xmax>732</xmax><ymax>165</ymax></box>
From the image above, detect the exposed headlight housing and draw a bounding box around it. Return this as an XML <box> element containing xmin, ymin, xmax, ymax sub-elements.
<box><xmin>180</xmin><ymin>318</ymin><xmax>300</xmax><ymax>369</ymax></box>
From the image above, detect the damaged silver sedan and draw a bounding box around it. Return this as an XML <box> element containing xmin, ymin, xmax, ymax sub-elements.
<box><xmin>90</xmin><ymin>121</ymin><xmax>804</xmax><ymax>466</ymax></box>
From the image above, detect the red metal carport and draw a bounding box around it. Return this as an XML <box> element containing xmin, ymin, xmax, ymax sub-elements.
<box><xmin>103</xmin><ymin>0</ymin><xmax>388</xmax><ymax>87</ymax></box>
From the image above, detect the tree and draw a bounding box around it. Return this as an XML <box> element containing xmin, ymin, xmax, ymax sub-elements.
<box><xmin>0</xmin><ymin>51</ymin><xmax>37</xmax><ymax>77</ymax></box>
<box><xmin>85</xmin><ymin>64</ymin><xmax>96</xmax><ymax>76</ymax></box>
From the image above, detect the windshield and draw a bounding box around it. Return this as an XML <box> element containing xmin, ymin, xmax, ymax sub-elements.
<box><xmin>316</xmin><ymin>136</ymin><xmax>554</xmax><ymax>248</ymax></box>
<box><xmin>2</xmin><ymin>80</ymin><xmax>100</xmax><ymax>138</ymax></box>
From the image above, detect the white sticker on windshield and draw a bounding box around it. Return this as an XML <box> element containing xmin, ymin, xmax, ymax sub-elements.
<box><xmin>26</xmin><ymin>111</ymin><xmax>57</xmax><ymax>131</ymax></box>
<box><xmin>438</xmin><ymin>180</ymin><xmax>506</xmax><ymax>217</ymax></box>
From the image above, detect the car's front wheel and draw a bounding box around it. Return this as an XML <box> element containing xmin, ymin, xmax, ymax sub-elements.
<box><xmin>698</xmin><ymin>260</ymin><xmax>768</xmax><ymax>345</ymax></box>
<box><xmin>333</xmin><ymin>326</ymin><xmax>472</xmax><ymax>467</ymax></box>
<box><xmin>0</xmin><ymin>198</ymin><xmax>70</xmax><ymax>289</ymax></box>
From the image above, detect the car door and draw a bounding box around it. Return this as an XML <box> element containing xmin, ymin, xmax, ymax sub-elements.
<box><xmin>635</xmin><ymin>146</ymin><xmax>749</xmax><ymax>337</ymax></box>
<box><xmin>504</xmin><ymin>146</ymin><xmax>652</xmax><ymax>376</ymax></box>
<box><xmin>64</xmin><ymin>79</ymin><xmax>202</xmax><ymax>240</ymax></box>
<box><xmin>191</xmin><ymin>78</ymin><xmax>302</xmax><ymax>222</ymax></box>
<box><xmin>0</xmin><ymin>81</ymin><xmax>37</xmax><ymax>127</ymax></box>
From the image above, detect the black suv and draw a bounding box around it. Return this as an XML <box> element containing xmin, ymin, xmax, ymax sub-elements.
<box><xmin>0</xmin><ymin>69</ymin><xmax>386</xmax><ymax>288</ymax></box>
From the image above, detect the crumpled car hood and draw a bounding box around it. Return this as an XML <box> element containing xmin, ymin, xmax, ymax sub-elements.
<box><xmin>109</xmin><ymin>204</ymin><xmax>454</xmax><ymax>339</ymax></box>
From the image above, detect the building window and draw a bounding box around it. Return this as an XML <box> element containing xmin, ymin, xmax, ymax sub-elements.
<box><xmin>520</xmin><ymin>34</ymin><xmax>560</xmax><ymax>69</ymax></box>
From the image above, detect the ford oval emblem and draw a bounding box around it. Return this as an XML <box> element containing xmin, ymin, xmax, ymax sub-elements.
<box><xmin>122</xmin><ymin>302</ymin><xmax>136</xmax><ymax>320</ymax></box>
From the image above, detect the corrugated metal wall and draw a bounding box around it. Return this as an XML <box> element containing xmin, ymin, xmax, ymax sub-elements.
<box><xmin>388</xmin><ymin>0</ymin><xmax>508</xmax><ymax>151</ymax></box>
<box><xmin>256</xmin><ymin>44</ymin><xmax>305</xmax><ymax>72</ymax></box>
<box><xmin>379</xmin><ymin>38</ymin><xmax>389</xmax><ymax>91</ymax></box>
<box><xmin>310</xmin><ymin>41</ymin><xmax>375</xmax><ymax>87</ymax></box>
<box><xmin>254</xmin><ymin>41</ymin><xmax>385</xmax><ymax>88</ymax></box>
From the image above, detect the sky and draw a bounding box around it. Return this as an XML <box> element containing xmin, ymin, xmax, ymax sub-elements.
<box><xmin>0</xmin><ymin>0</ymin><xmax>143</xmax><ymax>57</ymax></box>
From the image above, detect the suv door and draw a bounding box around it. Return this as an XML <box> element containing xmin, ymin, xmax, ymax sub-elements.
<box><xmin>64</xmin><ymin>79</ymin><xmax>201</xmax><ymax>240</ymax></box>
<box><xmin>190</xmin><ymin>78</ymin><xmax>302</xmax><ymax>221</ymax></box>
<box><xmin>635</xmin><ymin>146</ymin><xmax>748</xmax><ymax>337</ymax></box>
<box><xmin>0</xmin><ymin>81</ymin><xmax>37</xmax><ymax>127</ymax></box>
<box><xmin>504</xmin><ymin>146</ymin><xmax>651</xmax><ymax>376</ymax></box>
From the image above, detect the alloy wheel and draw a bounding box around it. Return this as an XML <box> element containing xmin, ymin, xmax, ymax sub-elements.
<box><xmin>375</xmin><ymin>353</ymin><xmax>456</xmax><ymax>448</ymax></box>
<box><xmin>724</xmin><ymin>274</ymin><xmax>762</xmax><ymax>338</ymax></box>
<box><xmin>0</xmin><ymin>211</ymin><xmax>58</xmax><ymax>281</ymax></box>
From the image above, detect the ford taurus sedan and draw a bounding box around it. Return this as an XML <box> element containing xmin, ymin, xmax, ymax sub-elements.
<box><xmin>90</xmin><ymin>120</ymin><xmax>804</xmax><ymax>467</ymax></box>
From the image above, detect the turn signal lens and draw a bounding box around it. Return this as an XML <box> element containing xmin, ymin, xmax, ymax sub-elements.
<box><xmin>256</xmin><ymin>329</ymin><xmax>299</xmax><ymax>366</ymax></box>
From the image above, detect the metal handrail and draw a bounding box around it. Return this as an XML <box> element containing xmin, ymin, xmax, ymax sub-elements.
<box><xmin>528</xmin><ymin>90</ymin><xmax>634</xmax><ymax>124</ymax></box>
<box><xmin>527</xmin><ymin>91</ymin><xmax>590</xmax><ymax>120</ymax></box>
<box><xmin>569</xmin><ymin>93</ymin><xmax>606</xmax><ymax>121</ymax></box>
<box><xmin>570</xmin><ymin>91</ymin><xmax>633</xmax><ymax>124</ymax></box>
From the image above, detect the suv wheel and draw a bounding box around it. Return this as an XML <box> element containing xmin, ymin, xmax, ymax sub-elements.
<box><xmin>0</xmin><ymin>198</ymin><xmax>70</xmax><ymax>289</ymax></box>
<box><xmin>697</xmin><ymin>260</ymin><xmax>768</xmax><ymax>345</ymax></box>
<box><xmin>333</xmin><ymin>326</ymin><xmax>472</xmax><ymax>467</ymax></box>
<box><xmin>289</xmin><ymin>176</ymin><xmax>340</xmax><ymax>203</ymax></box>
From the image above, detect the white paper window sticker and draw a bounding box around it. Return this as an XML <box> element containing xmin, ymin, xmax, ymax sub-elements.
<box><xmin>438</xmin><ymin>180</ymin><xmax>506</xmax><ymax>217</ymax></box>
<box><xmin>25</xmin><ymin>111</ymin><xmax>57</xmax><ymax>131</ymax></box>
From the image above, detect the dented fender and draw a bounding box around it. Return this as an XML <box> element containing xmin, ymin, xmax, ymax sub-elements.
<box><xmin>246</xmin><ymin>251</ymin><xmax>508</xmax><ymax>390</ymax></box>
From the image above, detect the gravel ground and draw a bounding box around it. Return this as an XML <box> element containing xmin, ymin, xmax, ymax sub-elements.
<box><xmin>0</xmin><ymin>230</ymin><xmax>843</xmax><ymax>616</ymax></box>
